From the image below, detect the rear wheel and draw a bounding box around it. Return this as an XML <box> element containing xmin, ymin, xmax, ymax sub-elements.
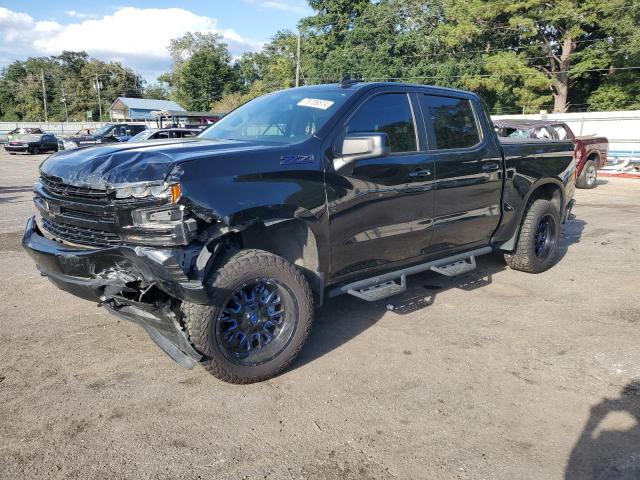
<box><xmin>504</xmin><ymin>199</ymin><xmax>560</xmax><ymax>273</ymax></box>
<box><xmin>182</xmin><ymin>249</ymin><xmax>314</xmax><ymax>384</ymax></box>
<box><xmin>576</xmin><ymin>159</ymin><xmax>598</xmax><ymax>189</ymax></box>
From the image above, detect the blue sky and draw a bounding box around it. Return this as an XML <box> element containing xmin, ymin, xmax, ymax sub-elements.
<box><xmin>0</xmin><ymin>1</ymin><xmax>312</xmax><ymax>81</ymax></box>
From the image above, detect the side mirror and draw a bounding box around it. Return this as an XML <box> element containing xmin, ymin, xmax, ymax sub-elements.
<box><xmin>334</xmin><ymin>132</ymin><xmax>390</xmax><ymax>170</ymax></box>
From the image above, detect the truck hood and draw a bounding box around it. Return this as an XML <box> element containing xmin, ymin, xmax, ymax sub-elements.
<box><xmin>40</xmin><ymin>138</ymin><xmax>280</xmax><ymax>189</ymax></box>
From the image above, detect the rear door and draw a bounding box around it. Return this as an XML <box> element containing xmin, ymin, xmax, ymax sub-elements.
<box><xmin>419</xmin><ymin>94</ymin><xmax>503</xmax><ymax>252</ymax></box>
<box><xmin>327</xmin><ymin>90</ymin><xmax>435</xmax><ymax>280</ymax></box>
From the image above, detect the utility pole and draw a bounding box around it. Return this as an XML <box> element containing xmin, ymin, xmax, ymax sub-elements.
<box><xmin>93</xmin><ymin>74</ymin><xmax>103</xmax><ymax>120</ymax></box>
<box><xmin>61</xmin><ymin>83</ymin><xmax>69</xmax><ymax>123</ymax></box>
<box><xmin>40</xmin><ymin>69</ymin><xmax>48</xmax><ymax>122</ymax></box>
<box><xmin>295</xmin><ymin>31</ymin><xmax>301</xmax><ymax>87</ymax></box>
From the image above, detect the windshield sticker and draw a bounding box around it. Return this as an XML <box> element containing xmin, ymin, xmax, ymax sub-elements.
<box><xmin>297</xmin><ymin>98</ymin><xmax>334</xmax><ymax>110</ymax></box>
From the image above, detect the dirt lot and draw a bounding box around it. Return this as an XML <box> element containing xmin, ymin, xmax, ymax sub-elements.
<box><xmin>1</xmin><ymin>149</ymin><xmax>639</xmax><ymax>480</ymax></box>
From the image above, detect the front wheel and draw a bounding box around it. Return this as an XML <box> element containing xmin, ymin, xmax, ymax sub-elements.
<box><xmin>30</xmin><ymin>146</ymin><xmax>40</xmax><ymax>155</ymax></box>
<box><xmin>576</xmin><ymin>159</ymin><xmax>598</xmax><ymax>189</ymax></box>
<box><xmin>504</xmin><ymin>199</ymin><xmax>560</xmax><ymax>273</ymax></box>
<box><xmin>182</xmin><ymin>249</ymin><xmax>314</xmax><ymax>384</ymax></box>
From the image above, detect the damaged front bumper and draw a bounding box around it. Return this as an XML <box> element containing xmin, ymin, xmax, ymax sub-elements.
<box><xmin>22</xmin><ymin>216</ymin><xmax>207</xmax><ymax>368</ymax></box>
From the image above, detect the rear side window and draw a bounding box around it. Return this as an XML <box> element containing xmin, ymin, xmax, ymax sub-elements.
<box><xmin>421</xmin><ymin>95</ymin><xmax>480</xmax><ymax>150</ymax></box>
<box><xmin>552</xmin><ymin>124</ymin><xmax>570</xmax><ymax>140</ymax></box>
<box><xmin>346</xmin><ymin>93</ymin><xmax>417</xmax><ymax>153</ymax></box>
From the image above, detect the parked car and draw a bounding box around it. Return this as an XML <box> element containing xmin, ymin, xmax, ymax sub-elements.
<box><xmin>58</xmin><ymin>123</ymin><xmax>147</xmax><ymax>150</ymax></box>
<box><xmin>494</xmin><ymin>119</ymin><xmax>608</xmax><ymax>188</ymax></box>
<box><xmin>4</xmin><ymin>133</ymin><xmax>58</xmax><ymax>154</ymax></box>
<box><xmin>23</xmin><ymin>82</ymin><xmax>575</xmax><ymax>383</ymax></box>
<box><xmin>128</xmin><ymin>128</ymin><xmax>200</xmax><ymax>142</ymax></box>
<box><xmin>6</xmin><ymin>127</ymin><xmax>44</xmax><ymax>142</ymax></box>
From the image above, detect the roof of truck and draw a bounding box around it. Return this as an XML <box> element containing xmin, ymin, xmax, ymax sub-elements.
<box><xmin>287</xmin><ymin>81</ymin><xmax>479</xmax><ymax>98</ymax></box>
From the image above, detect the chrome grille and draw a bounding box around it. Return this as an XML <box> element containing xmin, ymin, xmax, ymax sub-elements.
<box><xmin>41</xmin><ymin>217</ymin><xmax>122</xmax><ymax>247</ymax></box>
<box><xmin>40</xmin><ymin>175</ymin><xmax>108</xmax><ymax>200</ymax></box>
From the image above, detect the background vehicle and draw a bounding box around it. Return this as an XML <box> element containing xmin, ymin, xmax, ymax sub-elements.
<box><xmin>128</xmin><ymin>128</ymin><xmax>200</xmax><ymax>142</ymax></box>
<box><xmin>494</xmin><ymin>119</ymin><xmax>608</xmax><ymax>188</ymax></box>
<box><xmin>23</xmin><ymin>82</ymin><xmax>575</xmax><ymax>384</ymax></box>
<box><xmin>4</xmin><ymin>134</ymin><xmax>58</xmax><ymax>154</ymax></box>
<box><xmin>6</xmin><ymin>127</ymin><xmax>44</xmax><ymax>143</ymax></box>
<box><xmin>58</xmin><ymin>123</ymin><xmax>147</xmax><ymax>150</ymax></box>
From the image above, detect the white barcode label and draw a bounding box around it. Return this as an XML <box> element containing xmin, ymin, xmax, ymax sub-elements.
<box><xmin>297</xmin><ymin>98</ymin><xmax>334</xmax><ymax>110</ymax></box>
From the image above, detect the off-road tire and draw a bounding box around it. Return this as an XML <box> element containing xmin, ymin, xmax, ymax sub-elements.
<box><xmin>182</xmin><ymin>249</ymin><xmax>314</xmax><ymax>384</ymax></box>
<box><xmin>504</xmin><ymin>199</ymin><xmax>560</xmax><ymax>273</ymax></box>
<box><xmin>576</xmin><ymin>159</ymin><xmax>598</xmax><ymax>189</ymax></box>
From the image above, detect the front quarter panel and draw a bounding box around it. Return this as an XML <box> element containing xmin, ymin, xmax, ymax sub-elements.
<box><xmin>177</xmin><ymin>143</ymin><xmax>330</xmax><ymax>271</ymax></box>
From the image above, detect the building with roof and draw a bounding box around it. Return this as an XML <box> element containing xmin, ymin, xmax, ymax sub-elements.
<box><xmin>109</xmin><ymin>97</ymin><xmax>185</xmax><ymax>121</ymax></box>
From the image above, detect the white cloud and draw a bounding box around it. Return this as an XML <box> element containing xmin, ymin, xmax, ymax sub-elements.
<box><xmin>243</xmin><ymin>0</ymin><xmax>311</xmax><ymax>15</ymax></box>
<box><xmin>0</xmin><ymin>7</ymin><xmax>263</xmax><ymax>80</ymax></box>
<box><xmin>65</xmin><ymin>10</ymin><xmax>96</xmax><ymax>19</ymax></box>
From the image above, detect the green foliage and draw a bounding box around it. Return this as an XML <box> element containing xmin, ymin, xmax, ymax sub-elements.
<box><xmin>164</xmin><ymin>32</ymin><xmax>236</xmax><ymax>111</ymax></box>
<box><xmin>0</xmin><ymin>51</ymin><xmax>143</xmax><ymax>121</ymax></box>
<box><xmin>2</xmin><ymin>2</ymin><xmax>640</xmax><ymax>118</ymax></box>
<box><xmin>144</xmin><ymin>83</ymin><xmax>169</xmax><ymax>100</ymax></box>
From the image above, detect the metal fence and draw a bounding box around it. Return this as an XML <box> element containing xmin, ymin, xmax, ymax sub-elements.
<box><xmin>0</xmin><ymin>121</ymin><xmax>109</xmax><ymax>137</ymax></box>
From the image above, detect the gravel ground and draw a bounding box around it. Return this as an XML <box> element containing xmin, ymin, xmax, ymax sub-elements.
<box><xmin>1</xmin><ymin>149</ymin><xmax>639</xmax><ymax>480</ymax></box>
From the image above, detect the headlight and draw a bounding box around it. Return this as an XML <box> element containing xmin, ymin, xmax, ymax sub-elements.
<box><xmin>113</xmin><ymin>182</ymin><xmax>182</xmax><ymax>202</ymax></box>
<box><xmin>116</xmin><ymin>182</ymin><xmax>195</xmax><ymax>246</ymax></box>
<box><xmin>62</xmin><ymin>140</ymin><xmax>78</xmax><ymax>150</ymax></box>
<box><xmin>122</xmin><ymin>204</ymin><xmax>197</xmax><ymax>246</ymax></box>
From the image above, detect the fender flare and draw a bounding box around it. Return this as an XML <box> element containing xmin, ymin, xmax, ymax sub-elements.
<box><xmin>498</xmin><ymin>178</ymin><xmax>566</xmax><ymax>252</ymax></box>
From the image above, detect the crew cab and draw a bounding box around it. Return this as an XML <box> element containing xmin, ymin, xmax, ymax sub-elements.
<box><xmin>23</xmin><ymin>82</ymin><xmax>576</xmax><ymax>383</ymax></box>
<box><xmin>493</xmin><ymin>119</ymin><xmax>607</xmax><ymax>188</ymax></box>
<box><xmin>58</xmin><ymin>123</ymin><xmax>147</xmax><ymax>150</ymax></box>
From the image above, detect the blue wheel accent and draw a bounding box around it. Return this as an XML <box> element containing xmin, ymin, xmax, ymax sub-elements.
<box><xmin>216</xmin><ymin>279</ymin><xmax>295</xmax><ymax>365</ymax></box>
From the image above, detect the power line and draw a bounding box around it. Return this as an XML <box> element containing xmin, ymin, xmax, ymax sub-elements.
<box><xmin>303</xmin><ymin>65</ymin><xmax>640</xmax><ymax>83</ymax></box>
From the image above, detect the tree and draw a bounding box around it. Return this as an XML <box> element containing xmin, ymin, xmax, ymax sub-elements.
<box><xmin>441</xmin><ymin>0</ymin><xmax>640</xmax><ymax>112</ymax></box>
<box><xmin>163</xmin><ymin>32</ymin><xmax>235</xmax><ymax>110</ymax></box>
<box><xmin>144</xmin><ymin>83</ymin><xmax>169</xmax><ymax>100</ymax></box>
<box><xmin>0</xmin><ymin>51</ymin><xmax>143</xmax><ymax>121</ymax></box>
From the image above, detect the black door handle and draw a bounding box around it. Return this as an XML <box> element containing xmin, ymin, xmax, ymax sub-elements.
<box><xmin>408</xmin><ymin>168</ymin><xmax>431</xmax><ymax>178</ymax></box>
<box><xmin>482</xmin><ymin>162</ymin><xmax>500</xmax><ymax>172</ymax></box>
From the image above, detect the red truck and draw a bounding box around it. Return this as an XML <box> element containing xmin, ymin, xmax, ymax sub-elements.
<box><xmin>494</xmin><ymin>119</ymin><xmax>608</xmax><ymax>188</ymax></box>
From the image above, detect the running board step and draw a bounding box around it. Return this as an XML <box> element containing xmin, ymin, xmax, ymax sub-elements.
<box><xmin>430</xmin><ymin>256</ymin><xmax>476</xmax><ymax>277</ymax></box>
<box><xmin>326</xmin><ymin>246</ymin><xmax>492</xmax><ymax>301</ymax></box>
<box><xmin>348</xmin><ymin>275</ymin><xmax>406</xmax><ymax>302</ymax></box>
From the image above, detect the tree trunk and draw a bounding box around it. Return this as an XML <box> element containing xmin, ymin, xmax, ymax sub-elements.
<box><xmin>553</xmin><ymin>76</ymin><xmax>568</xmax><ymax>112</ymax></box>
<box><xmin>552</xmin><ymin>37</ymin><xmax>574</xmax><ymax>113</ymax></box>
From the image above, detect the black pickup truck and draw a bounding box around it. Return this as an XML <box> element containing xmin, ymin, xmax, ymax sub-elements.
<box><xmin>23</xmin><ymin>81</ymin><xmax>575</xmax><ymax>383</ymax></box>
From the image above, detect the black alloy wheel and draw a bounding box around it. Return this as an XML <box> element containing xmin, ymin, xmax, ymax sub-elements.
<box><xmin>215</xmin><ymin>278</ymin><xmax>298</xmax><ymax>366</ymax></box>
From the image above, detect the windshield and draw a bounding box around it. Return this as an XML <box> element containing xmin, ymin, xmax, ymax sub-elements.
<box><xmin>129</xmin><ymin>130</ymin><xmax>152</xmax><ymax>142</ymax></box>
<box><xmin>93</xmin><ymin>124</ymin><xmax>113</xmax><ymax>137</ymax></box>
<box><xmin>199</xmin><ymin>88</ymin><xmax>351</xmax><ymax>144</ymax></box>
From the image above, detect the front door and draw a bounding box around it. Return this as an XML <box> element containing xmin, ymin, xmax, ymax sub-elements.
<box><xmin>419</xmin><ymin>94</ymin><xmax>503</xmax><ymax>253</ymax></box>
<box><xmin>326</xmin><ymin>91</ymin><xmax>436</xmax><ymax>281</ymax></box>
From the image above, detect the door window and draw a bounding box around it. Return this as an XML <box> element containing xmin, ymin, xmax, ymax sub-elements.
<box><xmin>552</xmin><ymin>124</ymin><xmax>571</xmax><ymax>140</ymax></box>
<box><xmin>421</xmin><ymin>95</ymin><xmax>480</xmax><ymax>150</ymax></box>
<box><xmin>346</xmin><ymin>93</ymin><xmax>417</xmax><ymax>153</ymax></box>
<box><xmin>534</xmin><ymin>127</ymin><xmax>554</xmax><ymax>139</ymax></box>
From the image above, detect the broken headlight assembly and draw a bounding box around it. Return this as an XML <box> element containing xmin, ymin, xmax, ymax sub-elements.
<box><xmin>115</xmin><ymin>183</ymin><xmax>198</xmax><ymax>246</ymax></box>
